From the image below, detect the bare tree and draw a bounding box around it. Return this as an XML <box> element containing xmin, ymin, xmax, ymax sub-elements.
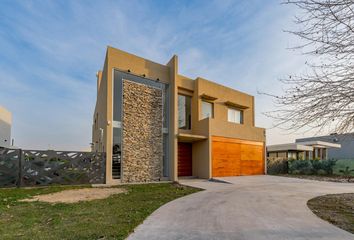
<box><xmin>265</xmin><ymin>0</ymin><xmax>354</xmax><ymax>134</ymax></box>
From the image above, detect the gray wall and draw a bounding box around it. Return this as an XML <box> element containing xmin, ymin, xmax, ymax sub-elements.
<box><xmin>0</xmin><ymin>106</ymin><xmax>11</xmax><ymax>148</ymax></box>
<box><xmin>0</xmin><ymin>119</ymin><xmax>11</xmax><ymax>148</ymax></box>
<box><xmin>296</xmin><ymin>133</ymin><xmax>354</xmax><ymax>159</ymax></box>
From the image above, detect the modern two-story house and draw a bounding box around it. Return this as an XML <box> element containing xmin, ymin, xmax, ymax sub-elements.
<box><xmin>92</xmin><ymin>46</ymin><xmax>266</xmax><ymax>183</ymax></box>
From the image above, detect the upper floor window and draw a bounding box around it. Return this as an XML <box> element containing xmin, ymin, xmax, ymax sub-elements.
<box><xmin>201</xmin><ymin>100</ymin><xmax>213</xmax><ymax>119</ymax></box>
<box><xmin>178</xmin><ymin>94</ymin><xmax>191</xmax><ymax>129</ymax></box>
<box><xmin>228</xmin><ymin>108</ymin><xmax>243</xmax><ymax>124</ymax></box>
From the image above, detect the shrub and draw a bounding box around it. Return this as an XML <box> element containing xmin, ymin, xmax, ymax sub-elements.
<box><xmin>319</xmin><ymin>159</ymin><xmax>337</xmax><ymax>175</ymax></box>
<box><xmin>311</xmin><ymin>160</ymin><xmax>322</xmax><ymax>173</ymax></box>
<box><xmin>288</xmin><ymin>159</ymin><xmax>338</xmax><ymax>175</ymax></box>
<box><xmin>288</xmin><ymin>160</ymin><xmax>313</xmax><ymax>175</ymax></box>
<box><xmin>267</xmin><ymin>158</ymin><xmax>288</xmax><ymax>174</ymax></box>
<box><xmin>316</xmin><ymin>169</ymin><xmax>328</xmax><ymax>175</ymax></box>
<box><xmin>310</xmin><ymin>159</ymin><xmax>337</xmax><ymax>175</ymax></box>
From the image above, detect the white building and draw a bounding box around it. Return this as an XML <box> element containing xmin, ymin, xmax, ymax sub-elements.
<box><xmin>0</xmin><ymin>106</ymin><xmax>12</xmax><ymax>148</ymax></box>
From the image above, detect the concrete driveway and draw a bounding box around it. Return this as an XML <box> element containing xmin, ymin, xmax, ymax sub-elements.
<box><xmin>128</xmin><ymin>175</ymin><xmax>354</xmax><ymax>240</ymax></box>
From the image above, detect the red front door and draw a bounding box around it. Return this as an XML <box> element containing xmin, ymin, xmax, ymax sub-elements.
<box><xmin>178</xmin><ymin>142</ymin><xmax>192</xmax><ymax>176</ymax></box>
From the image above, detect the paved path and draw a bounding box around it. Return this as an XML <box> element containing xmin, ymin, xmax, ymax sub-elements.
<box><xmin>128</xmin><ymin>175</ymin><xmax>354</xmax><ymax>240</ymax></box>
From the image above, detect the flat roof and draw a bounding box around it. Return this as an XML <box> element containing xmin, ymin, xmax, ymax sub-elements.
<box><xmin>267</xmin><ymin>143</ymin><xmax>313</xmax><ymax>152</ymax></box>
<box><xmin>267</xmin><ymin>140</ymin><xmax>341</xmax><ymax>152</ymax></box>
<box><xmin>299</xmin><ymin>141</ymin><xmax>341</xmax><ymax>148</ymax></box>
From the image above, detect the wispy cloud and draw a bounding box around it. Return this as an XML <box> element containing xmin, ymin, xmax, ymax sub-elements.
<box><xmin>0</xmin><ymin>0</ymin><xmax>318</xmax><ymax>149</ymax></box>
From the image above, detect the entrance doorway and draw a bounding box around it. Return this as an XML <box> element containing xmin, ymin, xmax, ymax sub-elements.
<box><xmin>178</xmin><ymin>142</ymin><xmax>192</xmax><ymax>176</ymax></box>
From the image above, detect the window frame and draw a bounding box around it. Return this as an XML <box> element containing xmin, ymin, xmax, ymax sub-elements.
<box><xmin>201</xmin><ymin>100</ymin><xmax>214</xmax><ymax>119</ymax></box>
<box><xmin>178</xmin><ymin>94</ymin><xmax>192</xmax><ymax>130</ymax></box>
<box><xmin>227</xmin><ymin>107</ymin><xmax>243</xmax><ymax>124</ymax></box>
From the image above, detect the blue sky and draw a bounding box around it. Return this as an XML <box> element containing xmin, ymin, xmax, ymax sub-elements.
<box><xmin>0</xmin><ymin>0</ymin><xmax>312</xmax><ymax>150</ymax></box>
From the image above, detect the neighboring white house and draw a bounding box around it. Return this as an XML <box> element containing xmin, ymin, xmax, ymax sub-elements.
<box><xmin>267</xmin><ymin>141</ymin><xmax>341</xmax><ymax>160</ymax></box>
<box><xmin>0</xmin><ymin>106</ymin><xmax>12</xmax><ymax>148</ymax></box>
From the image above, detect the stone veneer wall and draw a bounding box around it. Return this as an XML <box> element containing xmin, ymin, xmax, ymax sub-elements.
<box><xmin>122</xmin><ymin>79</ymin><xmax>163</xmax><ymax>182</ymax></box>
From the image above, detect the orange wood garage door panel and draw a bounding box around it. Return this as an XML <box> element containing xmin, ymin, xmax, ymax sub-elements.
<box><xmin>212</xmin><ymin>141</ymin><xmax>241</xmax><ymax>177</ymax></box>
<box><xmin>212</xmin><ymin>136</ymin><xmax>264</xmax><ymax>177</ymax></box>
<box><xmin>241</xmin><ymin>144</ymin><xmax>263</xmax><ymax>161</ymax></box>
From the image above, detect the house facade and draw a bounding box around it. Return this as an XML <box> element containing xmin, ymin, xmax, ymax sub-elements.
<box><xmin>0</xmin><ymin>106</ymin><xmax>12</xmax><ymax>148</ymax></box>
<box><xmin>92</xmin><ymin>47</ymin><xmax>266</xmax><ymax>184</ymax></box>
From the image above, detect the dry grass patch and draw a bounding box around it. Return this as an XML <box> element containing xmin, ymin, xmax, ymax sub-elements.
<box><xmin>20</xmin><ymin>187</ymin><xmax>126</xmax><ymax>203</ymax></box>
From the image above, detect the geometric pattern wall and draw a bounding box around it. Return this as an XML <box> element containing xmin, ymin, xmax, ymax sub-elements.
<box><xmin>0</xmin><ymin>147</ymin><xmax>105</xmax><ymax>187</ymax></box>
<box><xmin>0</xmin><ymin>148</ymin><xmax>20</xmax><ymax>187</ymax></box>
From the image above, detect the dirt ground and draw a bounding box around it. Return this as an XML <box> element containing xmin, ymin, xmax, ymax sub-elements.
<box><xmin>308</xmin><ymin>193</ymin><xmax>354</xmax><ymax>234</ymax></box>
<box><xmin>20</xmin><ymin>187</ymin><xmax>127</xmax><ymax>203</ymax></box>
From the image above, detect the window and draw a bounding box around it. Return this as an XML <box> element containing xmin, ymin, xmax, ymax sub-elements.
<box><xmin>201</xmin><ymin>101</ymin><xmax>213</xmax><ymax>119</ymax></box>
<box><xmin>178</xmin><ymin>94</ymin><xmax>191</xmax><ymax>129</ymax></box>
<box><xmin>288</xmin><ymin>152</ymin><xmax>297</xmax><ymax>160</ymax></box>
<box><xmin>228</xmin><ymin>108</ymin><xmax>243</xmax><ymax>124</ymax></box>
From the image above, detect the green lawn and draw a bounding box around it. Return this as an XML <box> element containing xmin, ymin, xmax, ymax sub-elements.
<box><xmin>0</xmin><ymin>183</ymin><xmax>200</xmax><ymax>240</ymax></box>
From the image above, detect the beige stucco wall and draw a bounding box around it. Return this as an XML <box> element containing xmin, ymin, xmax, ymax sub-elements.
<box><xmin>92</xmin><ymin>54</ymin><xmax>108</xmax><ymax>151</ymax></box>
<box><xmin>196</xmin><ymin>78</ymin><xmax>254</xmax><ymax>126</ymax></box>
<box><xmin>166</xmin><ymin>55</ymin><xmax>178</xmax><ymax>181</ymax></box>
<box><xmin>191</xmin><ymin>118</ymin><xmax>211</xmax><ymax>178</ymax></box>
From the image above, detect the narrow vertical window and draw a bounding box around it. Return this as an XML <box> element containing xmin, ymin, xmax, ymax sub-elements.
<box><xmin>178</xmin><ymin>94</ymin><xmax>191</xmax><ymax>129</ymax></box>
<box><xmin>201</xmin><ymin>100</ymin><xmax>213</xmax><ymax>119</ymax></box>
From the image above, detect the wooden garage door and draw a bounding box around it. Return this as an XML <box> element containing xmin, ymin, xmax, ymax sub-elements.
<box><xmin>178</xmin><ymin>142</ymin><xmax>192</xmax><ymax>176</ymax></box>
<box><xmin>212</xmin><ymin>136</ymin><xmax>264</xmax><ymax>177</ymax></box>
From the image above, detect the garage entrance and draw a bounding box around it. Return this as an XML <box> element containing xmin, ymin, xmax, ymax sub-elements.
<box><xmin>212</xmin><ymin>136</ymin><xmax>264</xmax><ymax>177</ymax></box>
<box><xmin>178</xmin><ymin>142</ymin><xmax>192</xmax><ymax>176</ymax></box>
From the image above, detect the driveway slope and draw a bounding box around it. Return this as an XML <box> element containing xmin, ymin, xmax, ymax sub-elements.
<box><xmin>128</xmin><ymin>175</ymin><xmax>354</xmax><ymax>240</ymax></box>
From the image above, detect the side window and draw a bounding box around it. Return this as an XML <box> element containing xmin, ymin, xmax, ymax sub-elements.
<box><xmin>178</xmin><ymin>94</ymin><xmax>191</xmax><ymax>129</ymax></box>
<box><xmin>227</xmin><ymin>108</ymin><xmax>243</xmax><ymax>124</ymax></box>
<box><xmin>201</xmin><ymin>100</ymin><xmax>213</xmax><ymax>119</ymax></box>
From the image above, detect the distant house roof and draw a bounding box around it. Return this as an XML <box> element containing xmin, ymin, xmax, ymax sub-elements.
<box><xmin>267</xmin><ymin>141</ymin><xmax>341</xmax><ymax>152</ymax></box>
<box><xmin>267</xmin><ymin>143</ymin><xmax>313</xmax><ymax>152</ymax></box>
<box><xmin>298</xmin><ymin>140</ymin><xmax>341</xmax><ymax>149</ymax></box>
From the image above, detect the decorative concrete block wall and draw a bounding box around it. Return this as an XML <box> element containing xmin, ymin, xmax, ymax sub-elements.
<box><xmin>122</xmin><ymin>80</ymin><xmax>163</xmax><ymax>182</ymax></box>
<box><xmin>0</xmin><ymin>147</ymin><xmax>106</xmax><ymax>187</ymax></box>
